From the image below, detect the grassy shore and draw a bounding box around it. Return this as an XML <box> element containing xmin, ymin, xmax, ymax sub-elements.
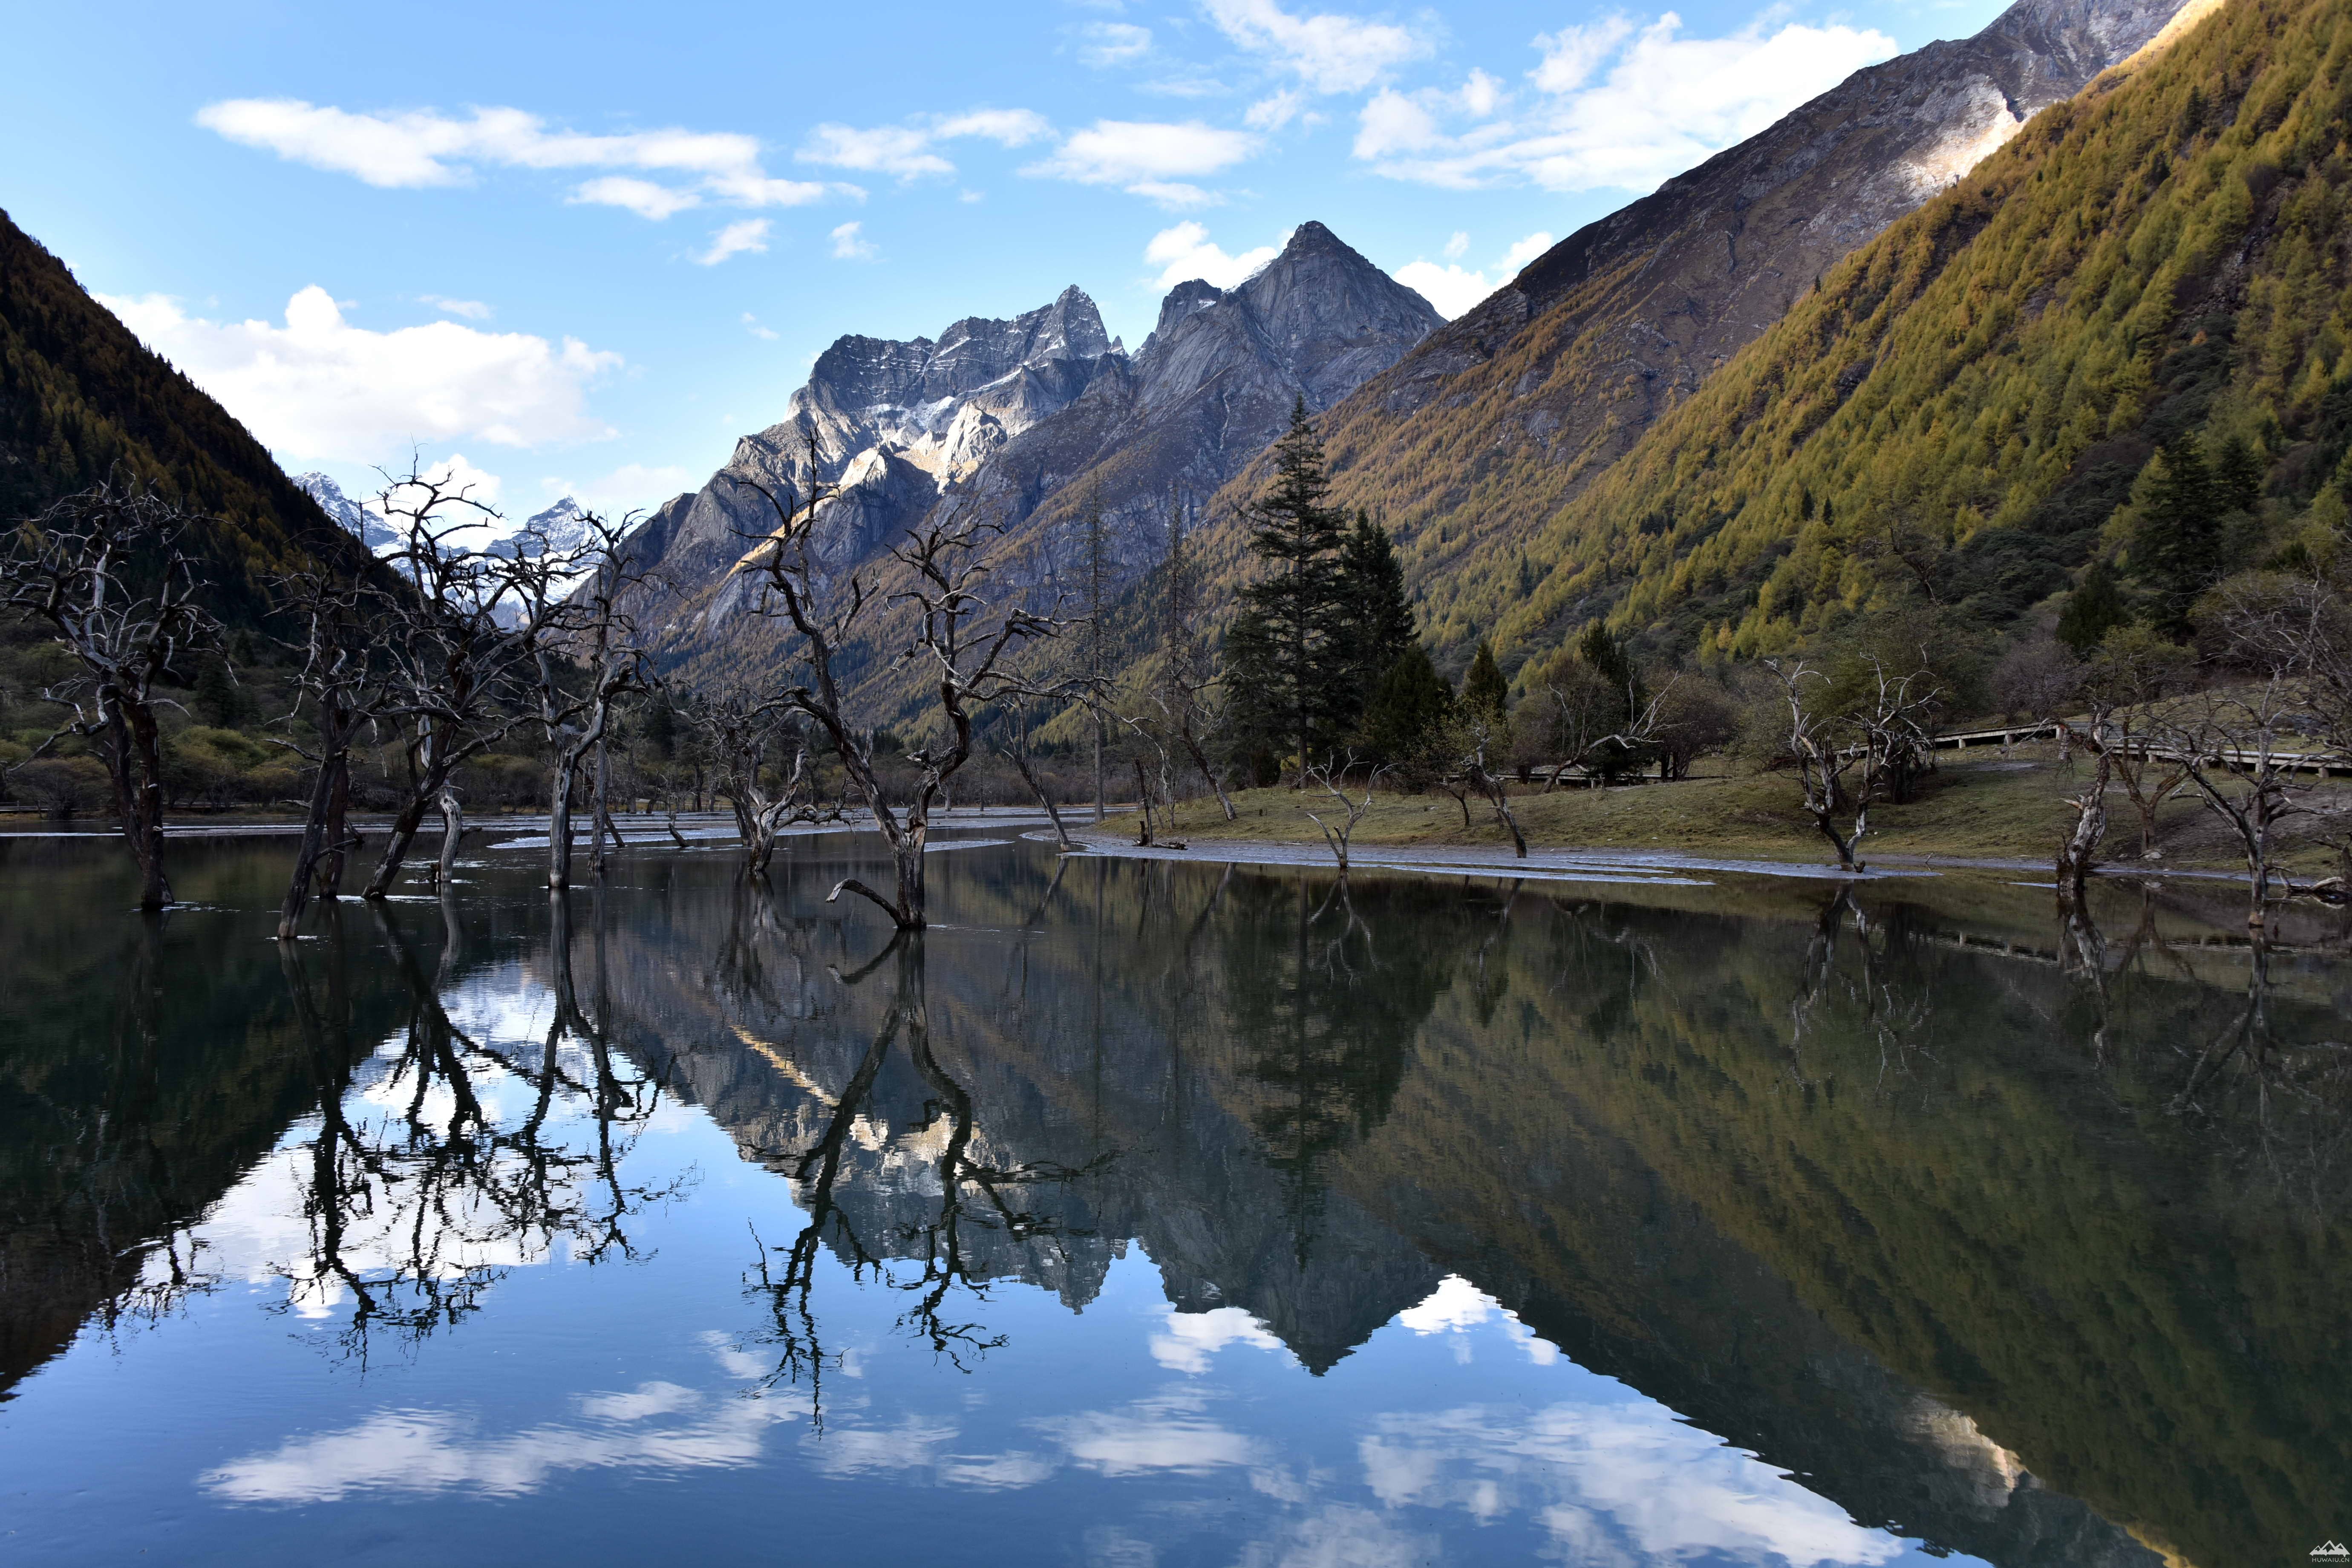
<box><xmin>1152</xmin><ymin>743</ymin><xmax>2351</xmax><ymax>875</ymax></box>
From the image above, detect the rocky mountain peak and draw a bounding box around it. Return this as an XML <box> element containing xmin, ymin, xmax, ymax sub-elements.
<box><xmin>292</xmin><ymin>471</ymin><xmax>396</xmax><ymax>553</ymax></box>
<box><xmin>1228</xmin><ymin>219</ymin><xmax>1444</xmax><ymax>409</ymax></box>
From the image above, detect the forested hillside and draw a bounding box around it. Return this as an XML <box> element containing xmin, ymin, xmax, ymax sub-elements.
<box><xmin>0</xmin><ymin>208</ymin><xmax>369</xmax><ymax>620</ymax></box>
<box><xmin>1395</xmin><ymin>0</ymin><xmax>2352</xmax><ymax>670</ymax></box>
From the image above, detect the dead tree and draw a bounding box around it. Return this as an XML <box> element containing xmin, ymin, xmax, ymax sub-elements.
<box><xmin>998</xmin><ymin>697</ymin><xmax>1074</xmax><ymax>850</ymax></box>
<box><xmin>1160</xmin><ymin>490</ymin><xmax>1236</xmax><ymax>820</ymax></box>
<box><xmin>729</xmin><ymin>471</ymin><xmax>1061</xmax><ymax>929</ymax></box>
<box><xmin>682</xmin><ymin>688</ymin><xmax>835</xmax><ymax>875</ymax></box>
<box><xmin>2154</xmin><ymin>676</ymin><xmax>2307</xmax><ymax>929</ymax></box>
<box><xmin>1</xmin><ymin>479</ymin><xmax>218</xmax><ymax>910</ymax></box>
<box><xmin>510</xmin><ymin>510</ymin><xmax>653</xmax><ymax>891</ymax></box>
<box><xmin>2079</xmin><ymin>629</ymin><xmax>2196</xmax><ymax>856</ymax></box>
<box><xmin>1763</xmin><ymin>655</ymin><xmax>1940</xmax><ymax>873</ymax></box>
<box><xmin>1542</xmin><ymin>670</ymin><xmax>1682</xmax><ymax>790</ymax></box>
<box><xmin>271</xmin><ymin>566</ymin><xmax>388</xmax><ymax>938</ymax></box>
<box><xmin>1299</xmin><ymin>754</ymin><xmax>1384</xmax><ymax>874</ymax></box>
<box><xmin>1453</xmin><ymin>712</ymin><xmax>1528</xmax><ymax>857</ymax></box>
<box><xmin>360</xmin><ymin>465</ymin><xmax>569</xmax><ymax>899</ymax></box>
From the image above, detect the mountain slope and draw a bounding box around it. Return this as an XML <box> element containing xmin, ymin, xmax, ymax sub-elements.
<box><xmin>639</xmin><ymin>222</ymin><xmax>1441</xmax><ymax>710</ymax></box>
<box><xmin>1443</xmin><ymin>0</ymin><xmax>2345</xmax><ymax>664</ymax></box>
<box><xmin>624</xmin><ymin>287</ymin><xmax>1124</xmax><ymax>644</ymax></box>
<box><xmin>948</xmin><ymin>221</ymin><xmax>1442</xmax><ymax>582</ymax></box>
<box><xmin>1200</xmin><ymin>0</ymin><xmax>2194</xmax><ymax>669</ymax></box>
<box><xmin>0</xmin><ymin>210</ymin><xmax>371</xmax><ymax>618</ymax></box>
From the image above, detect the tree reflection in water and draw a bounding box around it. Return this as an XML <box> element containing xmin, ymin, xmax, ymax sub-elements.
<box><xmin>743</xmin><ymin>931</ymin><xmax>1112</xmax><ymax>1427</ymax></box>
<box><xmin>270</xmin><ymin>889</ymin><xmax>686</xmax><ymax>1367</ymax></box>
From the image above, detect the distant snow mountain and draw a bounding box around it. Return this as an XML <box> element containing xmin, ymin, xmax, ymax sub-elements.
<box><xmin>613</xmin><ymin>287</ymin><xmax>1131</xmax><ymax>634</ymax></box>
<box><xmin>612</xmin><ymin>224</ymin><xmax>1443</xmax><ymax>675</ymax></box>
<box><xmin>291</xmin><ymin>472</ymin><xmax>602</xmax><ymax>568</ymax></box>
<box><xmin>291</xmin><ymin>472</ymin><xmax>398</xmax><ymax>553</ymax></box>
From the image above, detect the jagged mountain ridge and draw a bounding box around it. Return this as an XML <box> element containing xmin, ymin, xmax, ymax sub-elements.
<box><xmin>617</xmin><ymin>287</ymin><xmax>1127</xmax><ymax>643</ymax></box>
<box><xmin>1201</xmin><ymin>0</ymin><xmax>2197</xmax><ymax>668</ymax></box>
<box><xmin>292</xmin><ymin>471</ymin><xmax>397</xmax><ymax>553</ymax></box>
<box><xmin>947</xmin><ymin>220</ymin><xmax>1444</xmax><ymax>574</ymax></box>
<box><xmin>637</xmin><ymin>221</ymin><xmax>1442</xmax><ymax>701</ymax></box>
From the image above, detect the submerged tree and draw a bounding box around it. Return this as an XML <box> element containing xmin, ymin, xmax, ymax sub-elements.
<box><xmin>730</xmin><ymin>457</ymin><xmax>1063</xmax><ymax>929</ymax></box>
<box><xmin>360</xmin><ymin>465</ymin><xmax>579</xmax><ymax>899</ymax></box>
<box><xmin>509</xmin><ymin>509</ymin><xmax>655</xmax><ymax>891</ymax></box>
<box><xmin>1</xmin><ymin>478</ymin><xmax>219</xmax><ymax>910</ymax></box>
<box><xmin>272</xmin><ymin>565</ymin><xmax>389</xmax><ymax>938</ymax></box>
<box><xmin>681</xmin><ymin>688</ymin><xmax>836</xmax><ymax>876</ymax></box>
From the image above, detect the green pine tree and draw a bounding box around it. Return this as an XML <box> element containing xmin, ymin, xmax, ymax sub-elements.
<box><xmin>2133</xmin><ymin>435</ymin><xmax>2223</xmax><ymax>634</ymax></box>
<box><xmin>1227</xmin><ymin>401</ymin><xmax>1351</xmax><ymax>775</ymax></box>
<box><xmin>1333</xmin><ymin>510</ymin><xmax>1415</xmax><ymax>729</ymax></box>
<box><xmin>1359</xmin><ymin>643</ymin><xmax>1454</xmax><ymax>770</ymax></box>
<box><xmin>2056</xmin><ymin>560</ymin><xmax>2130</xmax><ymax>654</ymax></box>
<box><xmin>1461</xmin><ymin>640</ymin><xmax>1509</xmax><ymax>736</ymax></box>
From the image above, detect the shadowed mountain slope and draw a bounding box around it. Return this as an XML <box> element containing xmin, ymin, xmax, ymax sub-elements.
<box><xmin>0</xmin><ymin>210</ymin><xmax>373</xmax><ymax>620</ymax></box>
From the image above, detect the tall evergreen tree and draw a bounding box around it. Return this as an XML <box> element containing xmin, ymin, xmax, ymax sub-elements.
<box><xmin>1226</xmin><ymin>401</ymin><xmax>1350</xmax><ymax>776</ymax></box>
<box><xmin>2056</xmin><ymin>560</ymin><xmax>2130</xmax><ymax>654</ymax></box>
<box><xmin>1462</xmin><ymin>640</ymin><xmax>1509</xmax><ymax>732</ymax></box>
<box><xmin>2133</xmin><ymin>435</ymin><xmax>2223</xmax><ymax>634</ymax></box>
<box><xmin>1334</xmin><ymin>510</ymin><xmax>1415</xmax><ymax>727</ymax></box>
<box><xmin>1360</xmin><ymin>643</ymin><xmax>1453</xmax><ymax>768</ymax></box>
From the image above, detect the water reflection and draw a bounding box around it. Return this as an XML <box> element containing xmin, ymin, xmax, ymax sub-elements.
<box><xmin>262</xmin><ymin>894</ymin><xmax>685</xmax><ymax>1363</ymax></box>
<box><xmin>0</xmin><ymin>834</ymin><xmax>2346</xmax><ymax>1567</ymax></box>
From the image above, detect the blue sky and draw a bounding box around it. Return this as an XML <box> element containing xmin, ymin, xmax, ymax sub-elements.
<box><xmin>3</xmin><ymin>0</ymin><xmax>2007</xmax><ymax>522</ymax></box>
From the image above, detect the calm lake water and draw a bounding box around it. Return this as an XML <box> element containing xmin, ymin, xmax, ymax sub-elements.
<box><xmin>0</xmin><ymin>829</ymin><xmax>2345</xmax><ymax>1567</ymax></box>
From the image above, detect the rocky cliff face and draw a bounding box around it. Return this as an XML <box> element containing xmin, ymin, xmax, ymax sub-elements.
<box><xmin>1230</xmin><ymin>0</ymin><xmax>2194</xmax><ymax>659</ymax></box>
<box><xmin>619</xmin><ymin>287</ymin><xmax>1124</xmax><ymax>640</ymax></box>
<box><xmin>902</xmin><ymin>221</ymin><xmax>1443</xmax><ymax>606</ymax></box>
<box><xmin>634</xmin><ymin>222</ymin><xmax>1440</xmax><ymax>677</ymax></box>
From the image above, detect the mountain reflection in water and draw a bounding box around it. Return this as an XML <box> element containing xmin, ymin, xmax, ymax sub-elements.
<box><xmin>0</xmin><ymin>833</ymin><xmax>2344</xmax><ymax>1568</ymax></box>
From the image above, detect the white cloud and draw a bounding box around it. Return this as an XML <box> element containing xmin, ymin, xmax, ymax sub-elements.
<box><xmin>1144</xmin><ymin>222</ymin><xmax>1282</xmax><ymax>289</ymax></box>
<box><xmin>539</xmin><ymin>462</ymin><xmax>695</xmax><ymax>517</ymax></box>
<box><xmin>697</xmin><ymin>219</ymin><xmax>770</xmax><ymax>266</ymax></box>
<box><xmin>1530</xmin><ymin>17</ymin><xmax>1637</xmax><ymax>94</ymax></box>
<box><xmin>1460</xmin><ymin>67</ymin><xmax>1506</xmax><ymax>119</ymax></box>
<box><xmin>1357</xmin><ymin>14</ymin><xmax>1897</xmax><ymax>193</ymax></box>
<box><xmin>1392</xmin><ymin>229</ymin><xmax>1554</xmax><ymax>320</ymax></box>
<box><xmin>741</xmin><ymin>311</ymin><xmax>778</xmax><ymax>340</ymax></box>
<box><xmin>98</xmin><ymin>286</ymin><xmax>618</xmax><ymax>461</ymax></box>
<box><xmin>1035</xmin><ymin>1399</ymin><xmax>1260</xmax><ymax>1476</ymax></box>
<box><xmin>1353</xmin><ymin>89</ymin><xmax>1442</xmax><ymax>160</ymax></box>
<box><xmin>1357</xmin><ymin>1400</ymin><xmax>1906</xmax><ymax>1567</ymax></box>
<box><xmin>1078</xmin><ymin>22</ymin><xmax>1153</xmax><ymax>65</ymax></box>
<box><xmin>195</xmin><ymin>99</ymin><xmax>849</xmax><ymax>214</ymax></box>
<box><xmin>201</xmin><ymin>1393</ymin><xmax>790</xmax><ymax>1503</ymax></box>
<box><xmin>830</xmin><ymin>221</ymin><xmax>878</xmax><ymax>261</ymax></box>
<box><xmin>1148</xmin><ymin>1305</ymin><xmax>1290</xmax><ymax>1373</ymax></box>
<box><xmin>1391</xmin><ymin>263</ymin><xmax>1488</xmax><ymax>318</ymax></box>
<box><xmin>1203</xmin><ymin>0</ymin><xmax>1429</xmax><ymax>93</ymax></box>
<box><xmin>421</xmin><ymin>295</ymin><xmax>493</xmax><ymax>320</ymax></box>
<box><xmin>569</xmin><ymin>175</ymin><xmax>701</xmax><ymax>220</ymax></box>
<box><xmin>1244</xmin><ymin>89</ymin><xmax>1307</xmax><ymax>131</ymax></box>
<box><xmin>798</xmin><ymin>109</ymin><xmax>1051</xmax><ymax>181</ymax></box>
<box><xmin>1499</xmin><ymin>230</ymin><xmax>1554</xmax><ymax>274</ymax></box>
<box><xmin>799</xmin><ymin>124</ymin><xmax>954</xmax><ymax>179</ymax></box>
<box><xmin>1028</xmin><ymin>120</ymin><xmax>1258</xmax><ymax>204</ymax></box>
